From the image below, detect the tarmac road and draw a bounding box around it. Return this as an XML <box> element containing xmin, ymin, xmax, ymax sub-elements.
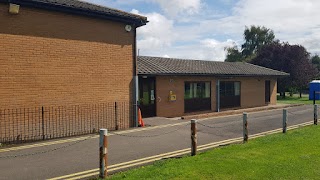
<box><xmin>0</xmin><ymin>105</ymin><xmax>315</xmax><ymax>180</ymax></box>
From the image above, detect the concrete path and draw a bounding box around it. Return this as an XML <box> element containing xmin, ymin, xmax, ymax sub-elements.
<box><xmin>0</xmin><ymin>104</ymin><xmax>315</xmax><ymax>180</ymax></box>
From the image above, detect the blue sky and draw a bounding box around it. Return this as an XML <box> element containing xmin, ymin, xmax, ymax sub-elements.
<box><xmin>84</xmin><ymin>0</ymin><xmax>320</xmax><ymax>61</ymax></box>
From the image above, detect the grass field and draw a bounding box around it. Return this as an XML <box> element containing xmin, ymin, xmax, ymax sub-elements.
<box><xmin>107</xmin><ymin>125</ymin><xmax>320</xmax><ymax>180</ymax></box>
<box><xmin>277</xmin><ymin>93</ymin><xmax>314</xmax><ymax>105</ymax></box>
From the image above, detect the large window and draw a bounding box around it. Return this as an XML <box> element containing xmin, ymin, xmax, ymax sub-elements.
<box><xmin>185</xmin><ymin>82</ymin><xmax>211</xmax><ymax>99</ymax></box>
<box><xmin>185</xmin><ymin>82</ymin><xmax>211</xmax><ymax>112</ymax></box>
<box><xmin>220</xmin><ymin>81</ymin><xmax>241</xmax><ymax>108</ymax></box>
<box><xmin>220</xmin><ymin>81</ymin><xmax>240</xmax><ymax>96</ymax></box>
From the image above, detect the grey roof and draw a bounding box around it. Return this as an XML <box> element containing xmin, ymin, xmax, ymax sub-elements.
<box><xmin>4</xmin><ymin>0</ymin><xmax>147</xmax><ymax>26</ymax></box>
<box><xmin>138</xmin><ymin>56</ymin><xmax>289</xmax><ymax>77</ymax></box>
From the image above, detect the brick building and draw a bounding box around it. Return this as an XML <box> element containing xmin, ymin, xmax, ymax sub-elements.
<box><xmin>137</xmin><ymin>56</ymin><xmax>288</xmax><ymax>117</ymax></box>
<box><xmin>0</xmin><ymin>0</ymin><xmax>147</xmax><ymax>142</ymax></box>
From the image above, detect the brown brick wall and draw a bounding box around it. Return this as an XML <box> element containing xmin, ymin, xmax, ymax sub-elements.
<box><xmin>0</xmin><ymin>3</ymin><xmax>134</xmax><ymax>109</ymax></box>
<box><xmin>155</xmin><ymin>76</ymin><xmax>277</xmax><ymax>117</ymax></box>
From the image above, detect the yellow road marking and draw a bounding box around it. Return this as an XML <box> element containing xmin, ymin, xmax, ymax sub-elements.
<box><xmin>50</xmin><ymin>121</ymin><xmax>313</xmax><ymax>180</ymax></box>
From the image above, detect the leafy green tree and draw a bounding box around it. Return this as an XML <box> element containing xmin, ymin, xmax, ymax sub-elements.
<box><xmin>225</xmin><ymin>46</ymin><xmax>243</xmax><ymax>62</ymax></box>
<box><xmin>242</xmin><ymin>26</ymin><xmax>275</xmax><ymax>57</ymax></box>
<box><xmin>251</xmin><ymin>42</ymin><xmax>318</xmax><ymax>98</ymax></box>
<box><xmin>311</xmin><ymin>54</ymin><xmax>320</xmax><ymax>78</ymax></box>
<box><xmin>225</xmin><ymin>25</ymin><xmax>276</xmax><ymax>62</ymax></box>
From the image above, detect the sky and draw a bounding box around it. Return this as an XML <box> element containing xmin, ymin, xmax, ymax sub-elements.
<box><xmin>83</xmin><ymin>0</ymin><xmax>320</xmax><ymax>61</ymax></box>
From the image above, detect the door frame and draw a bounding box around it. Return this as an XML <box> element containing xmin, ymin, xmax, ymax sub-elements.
<box><xmin>265</xmin><ymin>80</ymin><xmax>271</xmax><ymax>104</ymax></box>
<box><xmin>219</xmin><ymin>81</ymin><xmax>241</xmax><ymax>109</ymax></box>
<box><xmin>138</xmin><ymin>76</ymin><xmax>156</xmax><ymax>117</ymax></box>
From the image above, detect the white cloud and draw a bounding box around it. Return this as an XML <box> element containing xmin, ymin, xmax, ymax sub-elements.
<box><xmin>133</xmin><ymin>10</ymin><xmax>176</xmax><ymax>52</ymax></box>
<box><xmin>193</xmin><ymin>0</ymin><xmax>320</xmax><ymax>55</ymax></box>
<box><xmin>83</xmin><ymin>0</ymin><xmax>320</xmax><ymax>59</ymax></box>
<box><xmin>152</xmin><ymin>0</ymin><xmax>202</xmax><ymax>17</ymax></box>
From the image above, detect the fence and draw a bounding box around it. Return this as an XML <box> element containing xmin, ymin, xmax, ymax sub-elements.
<box><xmin>0</xmin><ymin>104</ymin><xmax>317</xmax><ymax>179</ymax></box>
<box><xmin>0</xmin><ymin>102</ymin><xmax>132</xmax><ymax>144</ymax></box>
<box><xmin>97</xmin><ymin>105</ymin><xmax>318</xmax><ymax>178</ymax></box>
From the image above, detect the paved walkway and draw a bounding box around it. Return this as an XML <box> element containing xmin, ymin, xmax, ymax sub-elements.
<box><xmin>0</xmin><ymin>104</ymin><xmax>314</xmax><ymax>180</ymax></box>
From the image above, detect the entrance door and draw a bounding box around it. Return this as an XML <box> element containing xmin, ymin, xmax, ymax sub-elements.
<box><xmin>139</xmin><ymin>77</ymin><xmax>156</xmax><ymax>117</ymax></box>
<box><xmin>220</xmin><ymin>81</ymin><xmax>241</xmax><ymax>109</ymax></box>
<box><xmin>265</xmin><ymin>80</ymin><xmax>271</xmax><ymax>104</ymax></box>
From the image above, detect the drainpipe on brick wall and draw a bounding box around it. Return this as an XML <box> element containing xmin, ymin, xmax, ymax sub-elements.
<box><xmin>133</xmin><ymin>26</ymin><xmax>139</xmax><ymax>127</ymax></box>
<box><xmin>216</xmin><ymin>80</ymin><xmax>220</xmax><ymax>112</ymax></box>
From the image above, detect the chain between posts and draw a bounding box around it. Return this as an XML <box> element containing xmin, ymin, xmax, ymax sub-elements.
<box><xmin>111</xmin><ymin>123</ymin><xmax>190</xmax><ymax>138</ymax></box>
<box><xmin>0</xmin><ymin>134</ymin><xmax>96</xmax><ymax>159</ymax></box>
<box><xmin>197</xmin><ymin>121</ymin><xmax>220</xmax><ymax>129</ymax></box>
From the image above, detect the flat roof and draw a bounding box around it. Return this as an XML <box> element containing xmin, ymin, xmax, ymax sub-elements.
<box><xmin>138</xmin><ymin>56</ymin><xmax>289</xmax><ymax>77</ymax></box>
<box><xmin>2</xmin><ymin>0</ymin><xmax>148</xmax><ymax>27</ymax></box>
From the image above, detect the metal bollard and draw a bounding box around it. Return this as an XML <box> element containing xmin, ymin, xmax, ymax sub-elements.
<box><xmin>314</xmin><ymin>104</ymin><xmax>318</xmax><ymax>125</ymax></box>
<box><xmin>191</xmin><ymin>119</ymin><xmax>197</xmax><ymax>156</ymax></box>
<box><xmin>283</xmin><ymin>109</ymin><xmax>287</xmax><ymax>133</ymax></box>
<box><xmin>243</xmin><ymin>113</ymin><xmax>248</xmax><ymax>143</ymax></box>
<box><xmin>99</xmin><ymin>129</ymin><xmax>108</xmax><ymax>178</ymax></box>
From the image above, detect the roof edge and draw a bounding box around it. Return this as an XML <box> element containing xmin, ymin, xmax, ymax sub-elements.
<box><xmin>138</xmin><ymin>73</ymin><xmax>289</xmax><ymax>77</ymax></box>
<box><xmin>245</xmin><ymin>62</ymin><xmax>289</xmax><ymax>76</ymax></box>
<box><xmin>6</xmin><ymin>0</ymin><xmax>148</xmax><ymax>27</ymax></box>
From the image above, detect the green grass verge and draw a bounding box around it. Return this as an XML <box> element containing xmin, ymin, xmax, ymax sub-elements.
<box><xmin>108</xmin><ymin>125</ymin><xmax>320</xmax><ymax>180</ymax></box>
<box><xmin>277</xmin><ymin>93</ymin><xmax>314</xmax><ymax>105</ymax></box>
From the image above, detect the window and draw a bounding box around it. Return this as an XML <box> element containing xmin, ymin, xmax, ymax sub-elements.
<box><xmin>184</xmin><ymin>82</ymin><xmax>211</xmax><ymax>112</ymax></box>
<box><xmin>185</xmin><ymin>82</ymin><xmax>210</xmax><ymax>99</ymax></box>
<box><xmin>220</xmin><ymin>81</ymin><xmax>241</xmax><ymax>97</ymax></box>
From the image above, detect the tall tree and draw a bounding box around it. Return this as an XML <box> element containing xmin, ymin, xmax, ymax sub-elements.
<box><xmin>251</xmin><ymin>42</ymin><xmax>318</xmax><ymax>97</ymax></box>
<box><xmin>311</xmin><ymin>54</ymin><xmax>320</xmax><ymax>78</ymax></box>
<box><xmin>225</xmin><ymin>46</ymin><xmax>243</xmax><ymax>62</ymax></box>
<box><xmin>242</xmin><ymin>26</ymin><xmax>275</xmax><ymax>58</ymax></box>
<box><xmin>225</xmin><ymin>25</ymin><xmax>276</xmax><ymax>62</ymax></box>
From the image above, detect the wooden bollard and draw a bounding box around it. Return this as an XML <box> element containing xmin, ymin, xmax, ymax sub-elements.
<box><xmin>283</xmin><ymin>109</ymin><xmax>287</xmax><ymax>133</ymax></box>
<box><xmin>243</xmin><ymin>113</ymin><xmax>248</xmax><ymax>143</ymax></box>
<box><xmin>191</xmin><ymin>119</ymin><xmax>197</xmax><ymax>156</ymax></box>
<box><xmin>314</xmin><ymin>104</ymin><xmax>318</xmax><ymax>125</ymax></box>
<box><xmin>99</xmin><ymin>129</ymin><xmax>108</xmax><ymax>178</ymax></box>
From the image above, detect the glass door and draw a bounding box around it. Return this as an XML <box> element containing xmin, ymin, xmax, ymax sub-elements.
<box><xmin>139</xmin><ymin>77</ymin><xmax>156</xmax><ymax>117</ymax></box>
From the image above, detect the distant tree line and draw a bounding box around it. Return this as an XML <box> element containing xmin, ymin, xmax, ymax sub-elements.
<box><xmin>225</xmin><ymin>25</ymin><xmax>319</xmax><ymax>98</ymax></box>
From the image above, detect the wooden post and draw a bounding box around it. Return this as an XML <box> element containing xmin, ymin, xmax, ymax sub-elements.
<box><xmin>314</xmin><ymin>91</ymin><xmax>316</xmax><ymax>105</ymax></box>
<box><xmin>283</xmin><ymin>109</ymin><xmax>287</xmax><ymax>133</ymax></box>
<box><xmin>243</xmin><ymin>112</ymin><xmax>248</xmax><ymax>143</ymax></box>
<box><xmin>99</xmin><ymin>129</ymin><xmax>108</xmax><ymax>178</ymax></box>
<box><xmin>314</xmin><ymin>104</ymin><xmax>318</xmax><ymax>125</ymax></box>
<box><xmin>191</xmin><ymin>119</ymin><xmax>197</xmax><ymax>156</ymax></box>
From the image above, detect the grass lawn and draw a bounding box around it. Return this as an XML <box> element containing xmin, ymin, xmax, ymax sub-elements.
<box><xmin>107</xmin><ymin>125</ymin><xmax>320</xmax><ymax>180</ymax></box>
<box><xmin>277</xmin><ymin>93</ymin><xmax>314</xmax><ymax>105</ymax></box>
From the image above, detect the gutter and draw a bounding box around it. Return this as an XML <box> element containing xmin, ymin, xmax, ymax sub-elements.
<box><xmin>8</xmin><ymin>0</ymin><xmax>147</xmax><ymax>27</ymax></box>
<box><xmin>137</xmin><ymin>73</ymin><xmax>289</xmax><ymax>78</ymax></box>
<box><xmin>133</xmin><ymin>26</ymin><xmax>139</xmax><ymax>127</ymax></box>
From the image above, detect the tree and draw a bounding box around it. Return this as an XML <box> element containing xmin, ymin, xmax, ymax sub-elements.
<box><xmin>225</xmin><ymin>25</ymin><xmax>276</xmax><ymax>62</ymax></box>
<box><xmin>225</xmin><ymin>46</ymin><xmax>243</xmax><ymax>62</ymax></box>
<box><xmin>251</xmin><ymin>42</ymin><xmax>318</xmax><ymax>98</ymax></box>
<box><xmin>242</xmin><ymin>26</ymin><xmax>275</xmax><ymax>58</ymax></box>
<box><xmin>311</xmin><ymin>54</ymin><xmax>320</xmax><ymax>78</ymax></box>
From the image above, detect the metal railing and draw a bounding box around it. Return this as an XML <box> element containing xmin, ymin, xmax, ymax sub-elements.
<box><xmin>0</xmin><ymin>102</ymin><xmax>132</xmax><ymax>144</ymax></box>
